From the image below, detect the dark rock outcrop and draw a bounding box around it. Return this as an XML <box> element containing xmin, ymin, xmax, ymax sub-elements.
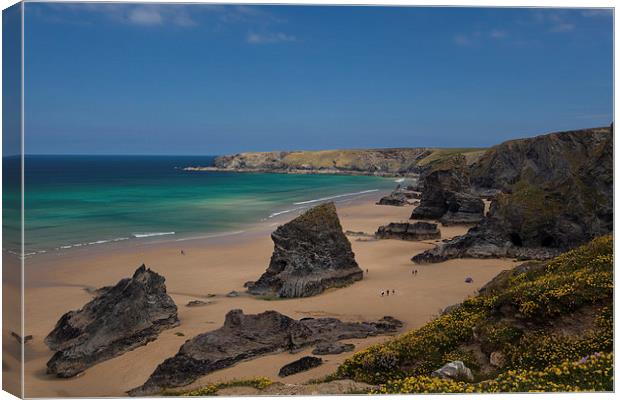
<box><xmin>129</xmin><ymin>310</ymin><xmax>402</xmax><ymax>395</ymax></box>
<box><xmin>377</xmin><ymin>185</ymin><xmax>421</xmax><ymax>206</ymax></box>
<box><xmin>412</xmin><ymin>224</ymin><xmax>560</xmax><ymax>264</ymax></box>
<box><xmin>312</xmin><ymin>342</ymin><xmax>355</xmax><ymax>355</ymax></box>
<box><xmin>410</xmin><ymin>155</ymin><xmax>470</xmax><ymax>220</ymax></box>
<box><xmin>377</xmin><ymin>192</ymin><xmax>408</xmax><ymax>206</ymax></box>
<box><xmin>186</xmin><ymin>300</ymin><xmax>211</xmax><ymax>307</ymax></box>
<box><xmin>376</xmin><ymin>222</ymin><xmax>440</xmax><ymax>241</ymax></box>
<box><xmin>413</xmin><ymin>127</ymin><xmax>613</xmax><ymax>263</ymax></box>
<box><xmin>278</xmin><ymin>356</ymin><xmax>323</xmax><ymax>377</ymax></box>
<box><xmin>45</xmin><ymin>265</ymin><xmax>179</xmax><ymax>378</ymax></box>
<box><xmin>247</xmin><ymin>203</ymin><xmax>363</xmax><ymax>298</ymax></box>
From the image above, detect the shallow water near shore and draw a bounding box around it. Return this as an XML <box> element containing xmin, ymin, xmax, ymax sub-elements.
<box><xmin>8</xmin><ymin>155</ymin><xmax>398</xmax><ymax>257</ymax></box>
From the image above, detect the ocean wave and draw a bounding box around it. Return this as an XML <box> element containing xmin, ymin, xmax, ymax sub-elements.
<box><xmin>394</xmin><ymin>178</ymin><xmax>405</xmax><ymax>183</ymax></box>
<box><xmin>268</xmin><ymin>206</ymin><xmax>306</xmax><ymax>218</ymax></box>
<box><xmin>56</xmin><ymin>237</ymin><xmax>130</xmax><ymax>250</ymax></box>
<box><xmin>292</xmin><ymin>189</ymin><xmax>379</xmax><ymax>205</ymax></box>
<box><xmin>132</xmin><ymin>232</ymin><xmax>176</xmax><ymax>238</ymax></box>
<box><xmin>174</xmin><ymin>230</ymin><xmax>245</xmax><ymax>242</ymax></box>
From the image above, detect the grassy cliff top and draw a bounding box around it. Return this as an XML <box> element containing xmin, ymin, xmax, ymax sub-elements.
<box><xmin>213</xmin><ymin>147</ymin><xmax>487</xmax><ymax>174</ymax></box>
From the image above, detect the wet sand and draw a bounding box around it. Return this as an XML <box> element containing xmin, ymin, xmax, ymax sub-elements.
<box><xmin>19</xmin><ymin>196</ymin><xmax>515</xmax><ymax>397</ymax></box>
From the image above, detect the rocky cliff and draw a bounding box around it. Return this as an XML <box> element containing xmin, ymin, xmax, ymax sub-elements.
<box><xmin>247</xmin><ymin>202</ymin><xmax>363</xmax><ymax>298</ymax></box>
<box><xmin>413</xmin><ymin>126</ymin><xmax>613</xmax><ymax>263</ymax></box>
<box><xmin>410</xmin><ymin>155</ymin><xmax>485</xmax><ymax>225</ymax></box>
<box><xmin>45</xmin><ymin>265</ymin><xmax>179</xmax><ymax>377</ymax></box>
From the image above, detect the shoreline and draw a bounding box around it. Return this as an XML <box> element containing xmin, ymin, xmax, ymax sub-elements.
<box><xmin>16</xmin><ymin>187</ymin><xmax>397</xmax><ymax>261</ymax></box>
<box><xmin>19</xmin><ymin>195</ymin><xmax>515</xmax><ymax>397</ymax></box>
<box><xmin>17</xmin><ymin>189</ymin><xmax>393</xmax><ymax>263</ymax></box>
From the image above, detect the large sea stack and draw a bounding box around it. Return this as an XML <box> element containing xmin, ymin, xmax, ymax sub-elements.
<box><xmin>410</xmin><ymin>155</ymin><xmax>485</xmax><ymax>225</ymax></box>
<box><xmin>247</xmin><ymin>202</ymin><xmax>363</xmax><ymax>298</ymax></box>
<box><xmin>129</xmin><ymin>309</ymin><xmax>402</xmax><ymax>395</ymax></box>
<box><xmin>45</xmin><ymin>265</ymin><xmax>179</xmax><ymax>378</ymax></box>
<box><xmin>413</xmin><ymin>126</ymin><xmax>613</xmax><ymax>263</ymax></box>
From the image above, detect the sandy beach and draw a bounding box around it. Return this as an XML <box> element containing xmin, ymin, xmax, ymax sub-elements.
<box><xmin>17</xmin><ymin>194</ymin><xmax>515</xmax><ymax>397</ymax></box>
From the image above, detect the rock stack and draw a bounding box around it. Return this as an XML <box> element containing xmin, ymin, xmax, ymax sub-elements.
<box><xmin>410</xmin><ymin>155</ymin><xmax>484</xmax><ymax>224</ymax></box>
<box><xmin>247</xmin><ymin>202</ymin><xmax>363</xmax><ymax>298</ymax></box>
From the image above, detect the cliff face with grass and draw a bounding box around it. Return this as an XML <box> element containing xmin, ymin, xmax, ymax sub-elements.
<box><xmin>339</xmin><ymin>235</ymin><xmax>613</xmax><ymax>393</ymax></box>
<box><xmin>183</xmin><ymin>148</ymin><xmax>486</xmax><ymax>176</ymax></box>
<box><xmin>413</xmin><ymin>126</ymin><xmax>613</xmax><ymax>262</ymax></box>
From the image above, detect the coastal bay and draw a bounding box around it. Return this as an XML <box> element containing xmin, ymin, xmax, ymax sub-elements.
<box><xmin>20</xmin><ymin>193</ymin><xmax>514</xmax><ymax>397</ymax></box>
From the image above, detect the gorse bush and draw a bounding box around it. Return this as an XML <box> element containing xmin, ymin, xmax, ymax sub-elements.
<box><xmin>375</xmin><ymin>352</ymin><xmax>613</xmax><ymax>393</ymax></box>
<box><xmin>162</xmin><ymin>377</ymin><xmax>274</xmax><ymax>396</ymax></box>
<box><xmin>338</xmin><ymin>235</ymin><xmax>613</xmax><ymax>392</ymax></box>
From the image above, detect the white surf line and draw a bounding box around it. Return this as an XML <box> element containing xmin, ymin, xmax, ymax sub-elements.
<box><xmin>293</xmin><ymin>189</ymin><xmax>380</xmax><ymax>205</ymax></box>
<box><xmin>132</xmin><ymin>232</ymin><xmax>176</xmax><ymax>238</ymax></box>
<box><xmin>268</xmin><ymin>206</ymin><xmax>307</xmax><ymax>218</ymax></box>
<box><xmin>174</xmin><ymin>230</ymin><xmax>246</xmax><ymax>242</ymax></box>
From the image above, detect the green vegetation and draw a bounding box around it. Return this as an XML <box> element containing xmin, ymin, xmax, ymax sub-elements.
<box><xmin>416</xmin><ymin>148</ymin><xmax>486</xmax><ymax>167</ymax></box>
<box><xmin>162</xmin><ymin>377</ymin><xmax>274</xmax><ymax>396</ymax></box>
<box><xmin>374</xmin><ymin>352</ymin><xmax>613</xmax><ymax>393</ymax></box>
<box><xmin>337</xmin><ymin>235</ymin><xmax>613</xmax><ymax>393</ymax></box>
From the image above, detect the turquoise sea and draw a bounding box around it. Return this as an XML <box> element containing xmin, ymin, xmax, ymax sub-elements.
<box><xmin>3</xmin><ymin>155</ymin><xmax>397</xmax><ymax>257</ymax></box>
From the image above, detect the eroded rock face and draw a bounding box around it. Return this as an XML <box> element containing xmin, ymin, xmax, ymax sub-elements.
<box><xmin>376</xmin><ymin>222</ymin><xmax>440</xmax><ymax>241</ymax></box>
<box><xmin>413</xmin><ymin>127</ymin><xmax>613</xmax><ymax>263</ymax></box>
<box><xmin>410</xmin><ymin>156</ymin><xmax>484</xmax><ymax>225</ymax></box>
<box><xmin>438</xmin><ymin>192</ymin><xmax>485</xmax><ymax>226</ymax></box>
<box><xmin>129</xmin><ymin>310</ymin><xmax>402</xmax><ymax>395</ymax></box>
<box><xmin>247</xmin><ymin>202</ymin><xmax>363</xmax><ymax>298</ymax></box>
<box><xmin>412</xmin><ymin>225</ymin><xmax>560</xmax><ymax>264</ymax></box>
<box><xmin>45</xmin><ymin>265</ymin><xmax>179</xmax><ymax>378</ymax></box>
<box><xmin>410</xmin><ymin>156</ymin><xmax>470</xmax><ymax>220</ymax></box>
<box><xmin>278</xmin><ymin>356</ymin><xmax>323</xmax><ymax>377</ymax></box>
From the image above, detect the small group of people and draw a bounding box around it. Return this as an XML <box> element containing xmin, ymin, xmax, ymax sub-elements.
<box><xmin>381</xmin><ymin>289</ymin><xmax>396</xmax><ymax>296</ymax></box>
<box><xmin>412</xmin><ymin>269</ymin><xmax>418</xmax><ymax>275</ymax></box>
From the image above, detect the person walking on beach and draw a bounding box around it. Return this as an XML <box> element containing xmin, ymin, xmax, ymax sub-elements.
<box><xmin>392</xmin><ymin>289</ymin><xmax>395</xmax><ymax>295</ymax></box>
<box><xmin>181</xmin><ymin>250</ymin><xmax>185</xmax><ymax>256</ymax></box>
<box><xmin>386</xmin><ymin>289</ymin><xmax>390</xmax><ymax>296</ymax></box>
<box><xmin>381</xmin><ymin>291</ymin><xmax>384</xmax><ymax>297</ymax></box>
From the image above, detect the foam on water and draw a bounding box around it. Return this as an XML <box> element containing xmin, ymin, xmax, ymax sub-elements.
<box><xmin>292</xmin><ymin>189</ymin><xmax>379</xmax><ymax>205</ymax></box>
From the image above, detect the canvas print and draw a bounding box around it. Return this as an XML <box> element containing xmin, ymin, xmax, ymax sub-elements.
<box><xmin>1</xmin><ymin>2</ymin><xmax>614</xmax><ymax>397</ymax></box>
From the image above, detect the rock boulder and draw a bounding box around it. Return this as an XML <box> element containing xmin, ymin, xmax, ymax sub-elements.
<box><xmin>376</xmin><ymin>222</ymin><xmax>440</xmax><ymax>241</ymax></box>
<box><xmin>45</xmin><ymin>265</ymin><xmax>179</xmax><ymax>378</ymax></box>
<box><xmin>278</xmin><ymin>356</ymin><xmax>323</xmax><ymax>377</ymax></box>
<box><xmin>431</xmin><ymin>361</ymin><xmax>474</xmax><ymax>382</ymax></box>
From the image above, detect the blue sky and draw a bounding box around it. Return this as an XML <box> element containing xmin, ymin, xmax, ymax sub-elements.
<box><xmin>23</xmin><ymin>3</ymin><xmax>613</xmax><ymax>155</ymax></box>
